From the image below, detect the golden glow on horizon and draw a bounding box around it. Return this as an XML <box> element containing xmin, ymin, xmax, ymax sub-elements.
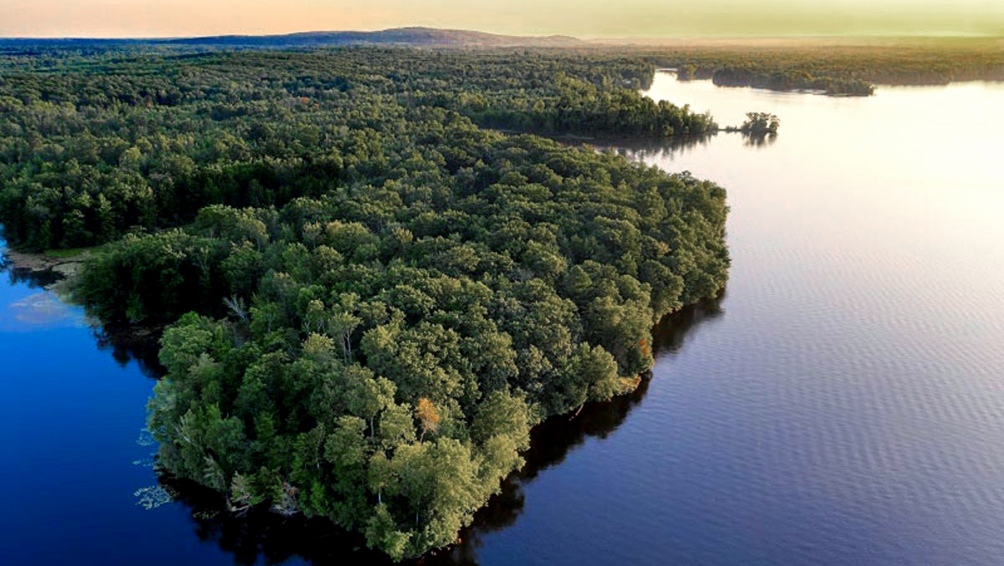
<box><xmin>3</xmin><ymin>0</ymin><xmax>1003</xmax><ymax>38</ymax></box>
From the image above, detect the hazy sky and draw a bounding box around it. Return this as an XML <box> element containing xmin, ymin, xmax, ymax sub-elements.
<box><xmin>4</xmin><ymin>0</ymin><xmax>1004</xmax><ymax>38</ymax></box>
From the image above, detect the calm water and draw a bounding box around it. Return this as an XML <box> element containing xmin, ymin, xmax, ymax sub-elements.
<box><xmin>3</xmin><ymin>74</ymin><xmax>1004</xmax><ymax>565</ymax></box>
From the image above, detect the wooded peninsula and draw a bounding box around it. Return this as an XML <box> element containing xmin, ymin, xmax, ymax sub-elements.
<box><xmin>0</xmin><ymin>47</ymin><xmax>729</xmax><ymax>559</ymax></box>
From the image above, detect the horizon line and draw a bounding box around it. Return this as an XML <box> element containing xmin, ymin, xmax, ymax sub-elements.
<box><xmin>1</xmin><ymin>26</ymin><xmax>1001</xmax><ymax>42</ymax></box>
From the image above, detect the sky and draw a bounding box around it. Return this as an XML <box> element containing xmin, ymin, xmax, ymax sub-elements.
<box><xmin>3</xmin><ymin>0</ymin><xmax>1004</xmax><ymax>38</ymax></box>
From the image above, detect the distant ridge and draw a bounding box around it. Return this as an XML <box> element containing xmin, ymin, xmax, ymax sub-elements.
<box><xmin>0</xmin><ymin>27</ymin><xmax>584</xmax><ymax>49</ymax></box>
<box><xmin>168</xmin><ymin>27</ymin><xmax>584</xmax><ymax>47</ymax></box>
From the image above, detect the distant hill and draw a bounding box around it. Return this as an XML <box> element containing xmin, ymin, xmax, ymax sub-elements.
<box><xmin>168</xmin><ymin>27</ymin><xmax>583</xmax><ymax>48</ymax></box>
<box><xmin>0</xmin><ymin>27</ymin><xmax>584</xmax><ymax>50</ymax></box>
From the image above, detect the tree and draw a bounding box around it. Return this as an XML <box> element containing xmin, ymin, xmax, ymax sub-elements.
<box><xmin>740</xmin><ymin>112</ymin><xmax>780</xmax><ymax>135</ymax></box>
<box><xmin>377</xmin><ymin>402</ymin><xmax>417</xmax><ymax>450</ymax></box>
<box><xmin>469</xmin><ymin>390</ymin><xmax>530</xmax><ymax>450</ymax></box>
<box><xmin>415</xmin><ymin>398</ymin><xmax>440</xmax><ymax>441</ymax></box>
<box><xmin>344</xmin><ymin>367</ymin><xmax>396</xmax><ymax>437</ymax></box>
<box><xmin>229</xmin><ymin>472</ymin><xmax>263</xmax><ymax>514</ymax></box>
<box><xmin>365</xmin><ymin>504</ymin><xmax>411</xmax><ymax>562</ymax></box>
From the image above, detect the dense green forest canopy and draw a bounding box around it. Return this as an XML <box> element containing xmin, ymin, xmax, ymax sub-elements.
<box><xmin>0</xmin><ymin>48</ymin><xmax>729</xmax><ymax>560</ymax></box>
<box><xmin>0</xmin><ymin>48</ymin><xmax>719</xmax><ymax>251</ymax></box>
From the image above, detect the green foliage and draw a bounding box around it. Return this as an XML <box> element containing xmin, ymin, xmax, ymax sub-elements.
<box><xmin>710</xmin><ymin>66</ymin><xmax>874</xmax><ymax>95</ymax></box>
<box><xmin>454</xmin><ymin>71</ymin><xmax>717</xmax><ymax>137</ymax></box>
<box><xmin>740</xmin><ymin>112</ymin><xmax>781</xmax><ymax>135</ymax></box>
<box><xmin>0</xmin><ymin>48</ymin><xmax>720</xmax><ymax>256</ymax></box>
<box><xmin>644</xmin><ymin>38</ymin><xmax>1004</xmax><ymax>96</ymax></box>
<box><xmin>44</xmin><ymin>246</ymin><xmax>96</xmax><ymax>259</ymax></box>
<box><xmin>0</xmin><ymin>47</ymin><xmax>731</xmax><ymax>560</ymax></box>
<box><xmin>77</xmin><ymin>230</ymin><xmax>229</xmax><ymax>322</ymax></box>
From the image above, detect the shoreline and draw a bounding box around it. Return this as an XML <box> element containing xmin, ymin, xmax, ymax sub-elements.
<box><xmin>1</xmin><ymin>247</ymin><xmax>88</xmax><ymax>295</ymax></box>
<box><xmin>1</xmin><ymin>242</ymin><xmax>167</xmax><ymax>373</ymax></box>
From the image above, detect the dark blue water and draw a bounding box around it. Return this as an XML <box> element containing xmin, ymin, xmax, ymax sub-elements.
<box><xmin>3</xmin><ymin>75</ymin><xmax>1004</xmax><ymax>565</ymax></box>
<box><xmin>0</xmin><ymin>252</ymin><xmax>280</xmax><ymax>565</ymax></box>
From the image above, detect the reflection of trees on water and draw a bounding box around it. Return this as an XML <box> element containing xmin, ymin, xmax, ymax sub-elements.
<box><xmin>602</xmin><ymin>130</ymin><xmax>778</xmax><ymax>159</ymax></box>
<box><xmin>1</xmin><ymin>260</ymin><xmax>62</xmax><ymax>290</ymax></box>
<box><xmin>742</xmin><ymin>131</ymin><xmax>777</xmax><ymax>148</ymax></box>
<box><xmin>163</xmin><ymin>477</ymin><xmax>396</xmax><ymax>566</ymax></box>
<box><xmin>1</xmin><ymin>251</ymin><xmax>167</xmax><ymax>377</ymax></box>
<box><xmin>91</xmin><ymin>322</ymin><xmax>166</xmax><ymax>378</ymax></box>
<box><xmin>425</xmin><ymin>379</ymin><xmax>654</xmax><ymax>565</ymax></box>
<box><xmin>144</xmin><ymin>298</ymin><xmax>726</xmax><ymax>566</ymax></box>
<box><xmin>651</xmin><ymin>293</ymin><xmax>726</xmax><ymax>359</ymax></box>
<box><xmin>600</xmin><ymin>133</ymin><xmax>716</xmax><ymax>162</ymax></box>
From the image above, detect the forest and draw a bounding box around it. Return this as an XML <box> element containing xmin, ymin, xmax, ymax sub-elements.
<box><xmin>0</xmin><ymin>47</ymin><xmax>729</xmax><ymax>559</ymax></box>
<box><xmin>633</xmin><ymin>37</ymin><xmax>1004</xmax><ymax>95</ymax></box>
<box><xmin>0</xmin><ymin>49</ymin><xmax>721</xmax><ymax>251</ymax></box>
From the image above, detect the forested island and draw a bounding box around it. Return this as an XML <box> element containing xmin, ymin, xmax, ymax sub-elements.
<box><xmin>0</xmin><ymin>47</ymin><xmax>729</xmax><ymax>559</ymax></box>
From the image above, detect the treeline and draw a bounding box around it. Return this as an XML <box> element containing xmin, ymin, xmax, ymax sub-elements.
<box><xmin>628</xmin><ymin>37</ymin><xmax>1004</xmax><ymax>95</ymax></box>
<box><xmin>673</xmin><ymin>61</ymin><xmax>874</xmax><ymax>96</ymax></box>
<box><xmin>0</xmin><ymin>48</ymin><xmax>729</xmax><ymax>560</ymax></box>
<box><xmin>701</xmin><ymin>66</ymin><xmax>873</xmax><ymax>96</ymax></box>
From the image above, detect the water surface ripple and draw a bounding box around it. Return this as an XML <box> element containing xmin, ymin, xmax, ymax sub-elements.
<box><xmin>469</xmin><ymin>75</ymin><xmax>1004</xmax><ymax>566</ymax></box>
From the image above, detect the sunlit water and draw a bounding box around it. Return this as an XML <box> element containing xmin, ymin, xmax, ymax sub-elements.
<box><xmin>463</xmin><ymin>75</ymin><xmax>1004</xmax><ymax>566</ymax></box>
<box><xmin>3</xmin><ymin>73</ymin><xmax>1004</xmax><ymax>565</ymax></box>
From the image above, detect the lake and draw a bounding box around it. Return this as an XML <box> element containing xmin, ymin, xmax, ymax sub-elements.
<box><xmin>3</xmin><ymin>72</ymin><xmax>1004</xmax><ymax>565</ymax></box>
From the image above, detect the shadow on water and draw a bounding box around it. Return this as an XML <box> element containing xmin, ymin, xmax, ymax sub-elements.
<box><xmin>0</xmin><ymin>233</ymin><xmax>54</xmax><ymax>289</ymax></box>
<box><xmin>159</xmin><ymin>296</ymin><xmax>725</xmax><ymax>566</ymax></box>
